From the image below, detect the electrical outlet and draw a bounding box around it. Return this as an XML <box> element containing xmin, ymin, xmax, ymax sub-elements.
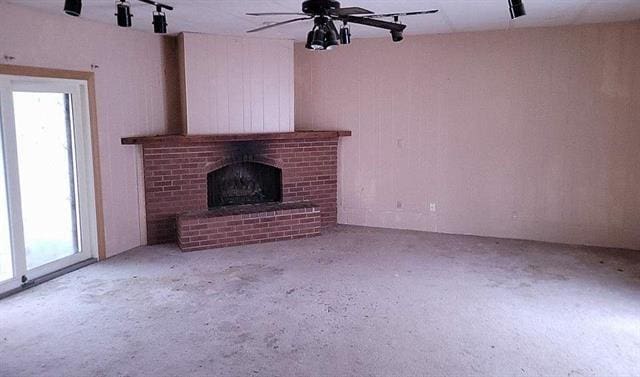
<box><xmin>429</xmin><ymin>203</ymin><xmax>437</xmax><ymax>212</ymax></box>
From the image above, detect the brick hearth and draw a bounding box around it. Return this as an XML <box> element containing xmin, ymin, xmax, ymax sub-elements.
<box><xmin>122</xmin><ymin>131</ymin><xmax>350</xmax><ymax>249</ymax></box>
<box><xmin>177</xmin><ymin>202</ymin><xmax>321</xmax><ymax>252</ymax></box>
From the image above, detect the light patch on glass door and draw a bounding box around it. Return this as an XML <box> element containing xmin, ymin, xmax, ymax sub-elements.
<box><xmin>12</xmin><ymin>92</ymin><xmax>80</xmax><ymax>270</ymax></box>
<box><xmin>0</xmin><ymin>128</ymin><xmax>12</xmax><ymax>282</ymax></box>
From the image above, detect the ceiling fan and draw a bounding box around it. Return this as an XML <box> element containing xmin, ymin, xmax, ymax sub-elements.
<box><xmin>246</xmin><ymin>0</ymin><xmax>439</xmax><ymax>50</ymax></box>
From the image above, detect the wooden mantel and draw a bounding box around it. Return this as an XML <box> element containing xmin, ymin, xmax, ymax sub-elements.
<box><xmin>121</xmin><ymin>130</ymin><xmax>351</xmax><ymax>145</ymax></box>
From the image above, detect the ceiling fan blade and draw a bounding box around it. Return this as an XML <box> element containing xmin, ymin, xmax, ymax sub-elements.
<box><xmin>246</xmin><ymin>12</ymin><xmax>308</xmax><ymax>16</ymax></box>
<box><xmin>330</xmin><ymin>7</ymin><xmax>374</xmax><ymax>16</ymax></box>
<box><xmin>365</xmin><ymin>10</ymin><xmax>439</xmax><ymax>19</ymax></box>
<box><xmin>246</xmin><ymin>17</ymin><xmax>313</xmax><ymax>33</ymax></box>
<box><xmin>341</xmin><ymin>15</ymin><xmax>407</xmax><ymax>32</ymax></box>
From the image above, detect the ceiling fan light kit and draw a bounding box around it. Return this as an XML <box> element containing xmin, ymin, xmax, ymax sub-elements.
<box><xmin>304</xmin><ymin>16</ymin><xmax>341</xmax><ymax>50</ymax></box>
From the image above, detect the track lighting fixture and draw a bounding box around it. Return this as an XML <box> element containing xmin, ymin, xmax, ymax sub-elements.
<box><xmin>66</xmin><ymin>0</ymin><xmax>174</xmax><ymax>32</ymax></box>
<box><xmin>305</xmin><ymin>17</ymin><xmax>343</xmax><ymax>51</ymax></box>
<box><xmin>63</xmin><ymin>0</ymin><xmax>82</xmax><ymax>16</ymax></box>
<box><xmin>115</xmin><ymin>0</ymin><xmax>133</xmax><ymax>27</ymax></box>
<box><xmin>508</xmin><ymin>0</ymin><xmax>526</xmax><ymax>19</ymax></box>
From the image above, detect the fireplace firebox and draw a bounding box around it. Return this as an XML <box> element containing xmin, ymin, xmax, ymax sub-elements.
<box><xmin>207</xmin><ymin>162</ymin><xmax>282</xmax><ymax>208</ymax></box>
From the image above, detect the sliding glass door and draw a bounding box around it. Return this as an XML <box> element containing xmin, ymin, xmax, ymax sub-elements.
<box><xmin>0</xmin><ymin>75</ymin><xmax>97</xmax><ymax>295</ymax></box>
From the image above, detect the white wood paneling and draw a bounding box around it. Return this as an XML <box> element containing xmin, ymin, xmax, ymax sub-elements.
<box><xmin>180</xmin><ymin>33</ymin><xmax>294</xmax><ymax>134</ymax></box>
<box><xmin>295</xmin><ymin>22</ymin><xmax>640</xmax><ymax>251</ymax></box>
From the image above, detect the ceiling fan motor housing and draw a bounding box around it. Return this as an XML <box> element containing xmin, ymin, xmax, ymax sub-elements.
<box><xmin>302</xmin><ymin>0</ymin><xmax>341</xmax><ymax>15</ymax></box>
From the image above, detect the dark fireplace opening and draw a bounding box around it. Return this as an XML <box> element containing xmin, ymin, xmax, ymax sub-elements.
<box><xmin>207</xmin><ymin>162</ymin><xmax>282</xmax><ymax>208</ymax></box>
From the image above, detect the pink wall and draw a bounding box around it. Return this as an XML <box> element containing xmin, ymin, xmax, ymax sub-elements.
<box><xmin>0</xmin><ymin>3</ymin><xmax>181</xmax><ymax>257</ymax></box>
<box><xmin>295</xmin><ymin>21</ymin><xmax>640</xmax><ymax>250</ymax></box>
<box><xmin>179</xmin><ymin>33</ymin><xmax>294</xmax><ymax>134</ymax></box>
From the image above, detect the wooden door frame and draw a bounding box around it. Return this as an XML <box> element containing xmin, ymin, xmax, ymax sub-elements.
<box><xmin>0</xmin><ymin>64</ymin><xmax>106</xmax><ymax>261</ymax></box>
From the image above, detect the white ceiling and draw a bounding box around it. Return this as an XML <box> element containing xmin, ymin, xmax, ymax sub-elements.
<box><xmin>9</xmin><ymin>0</ymin><xmax>640</xmax><ymax>41</ymax></box>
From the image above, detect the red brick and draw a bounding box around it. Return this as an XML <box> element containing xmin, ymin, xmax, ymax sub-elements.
<box><xmin>143</xmin><ymin>137</ymin><xmax>340</xmax><ymax>244</ymax></box>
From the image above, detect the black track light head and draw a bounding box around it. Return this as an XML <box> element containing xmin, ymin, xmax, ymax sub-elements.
<box><xmin>508</xmin><ymin>0</ymin><xmax>526</xmax><ymax>19</ymax></box>
<box><xmin>391</xmin><ymin>30</ymin><xmax>403</xmax><ymax>43</ymax></box>
<box><xmin>142</xmin><ymin>1</ymin><xmax>174</xmax><ymax>33</ymax></box>
<box><xmin>116</xmin><ymin>0</ymin><xmax>133</xmax><ymax>27</ymax></box>
<box><xmin>64</xmin><ymin>0</ymin><xmax>82</xmax><ymax>17</ymax></box>
<box><xmin>153</xmin><ymin>6</ymin><xmax>167</xmax><ymax>33</ymax></box>
<box><xmin>153</xmin><ymin>12</ymin><xmax>167</xmax><ymax>33</ymax></box>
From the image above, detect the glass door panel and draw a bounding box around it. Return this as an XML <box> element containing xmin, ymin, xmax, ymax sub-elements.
<box><xmin>12</xmin><ymin>92</ymin><xmax>80</xmax><ymax>270</ymax></box>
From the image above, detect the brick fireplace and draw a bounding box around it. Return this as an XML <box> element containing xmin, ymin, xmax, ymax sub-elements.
<box><xmin>122</xmin><ymin>131</ymin><xmax>350</xmax><ymax>251</ymax></box>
